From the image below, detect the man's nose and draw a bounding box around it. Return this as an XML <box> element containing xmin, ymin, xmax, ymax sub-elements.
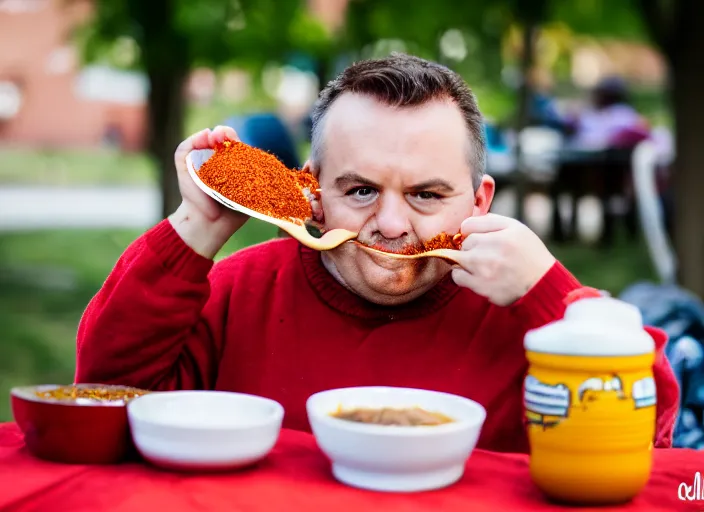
<box><xmin>374</xmin><ymin>194</ymin><xmax>409</xmax><ymax>239</ymax></box>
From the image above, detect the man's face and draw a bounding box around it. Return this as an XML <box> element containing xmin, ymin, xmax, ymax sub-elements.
<box><xmin>309</xmin><ymin>93</ymin><xmax>494</xmax><ymax>305</ymax></box>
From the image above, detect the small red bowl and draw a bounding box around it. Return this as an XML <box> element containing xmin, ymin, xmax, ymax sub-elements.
<box><xmin>11</xmin><ymin>383</ymin><xmax>150</xmax><ymax>464</ymax></box>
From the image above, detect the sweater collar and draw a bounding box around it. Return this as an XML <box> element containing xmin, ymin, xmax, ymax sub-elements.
<box><xmin>299</xmin><ymin>244</ymin><xmax>460</xmax><ymax>321</ymax></box>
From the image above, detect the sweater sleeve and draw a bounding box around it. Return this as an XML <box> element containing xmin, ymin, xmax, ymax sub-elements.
<box><xmin>74</xmin><ymin>219</ymin><xmax>227</xmax><ymax>391</ymax></box>
<box><xmin>645</xmin><ymin>326</ymin><xmax>679</xmax><ymax>448</ymax></box>
<box><xmin>510</xmin><ymin>260</ymin><xmax>582</xmax><ymax>331</ymax></box>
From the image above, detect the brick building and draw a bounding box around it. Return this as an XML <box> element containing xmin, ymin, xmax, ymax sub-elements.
<box><xmin>0</xmin><ymin>0</ymin><xmax>147</xmax><ymax>151</ymax></box>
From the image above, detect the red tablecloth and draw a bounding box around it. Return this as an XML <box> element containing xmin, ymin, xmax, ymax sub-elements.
<box><xmin>0</xmin><ymin>423</ymin><xmax>700</xmax><ymax>512</ymax></box>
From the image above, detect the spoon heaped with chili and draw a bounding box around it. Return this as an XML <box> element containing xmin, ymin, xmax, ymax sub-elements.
<box><xmin>355</xmin><ymin>232</ymin><xmax>465</xmax><ymax>264</ymax></box>
<box><xmin>186</xmin><ymin>141</ymin><xmax>358</xmax><ymax>251</ymax></box>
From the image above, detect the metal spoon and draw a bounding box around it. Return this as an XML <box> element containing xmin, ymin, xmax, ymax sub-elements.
<box><xmin>186</xmin><ymin>149</ymin><xmax>358</xmax><ymax>251</ymax></box>
<box><xmin>354</xmin><ymin>242</ymin><xmax>463</xmax><ymax>265</ymax></box>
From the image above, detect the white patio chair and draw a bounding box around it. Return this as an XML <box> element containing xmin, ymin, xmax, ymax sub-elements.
<box><xmin>631</xmin><ymin>139</ymin><xmax>677</xmax><ymax>285</ymax></box>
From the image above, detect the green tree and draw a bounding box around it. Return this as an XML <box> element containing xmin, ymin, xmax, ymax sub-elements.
<box><xmin>343</xmin><ymin>0</ymin><xmax>508</xmax><ymax>77</ymax></box>
<box><xmin>76</xmin><ymin>0</ymin><xmax>331</xmax><ymax>218</ymax></box>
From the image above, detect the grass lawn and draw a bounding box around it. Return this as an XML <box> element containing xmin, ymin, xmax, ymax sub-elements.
<box><xmin>0</xmin><ymin>147</ymin><xmax>157</xmax><ymax>187</ymax></box>
<box><xmin>0</xmin><ymin>99</ymin><xmax>286</xmax><ymax>188</ymax></box>
<box><xmin>0</xmin><ymin>222</ymin><xmax>656</xmax><ymax>422</ymax></box>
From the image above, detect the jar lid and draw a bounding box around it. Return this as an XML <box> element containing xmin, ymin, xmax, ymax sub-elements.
<box><xmin>524</xmin><ymin>296</ymin><xmax>655</xmax><ymax>356</ymax></box>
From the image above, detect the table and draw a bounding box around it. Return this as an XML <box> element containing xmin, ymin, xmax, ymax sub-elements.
<box><xmin>549</xmin><ymin>147</ymin><xmax>638</xmax><ymax>246</ymax></box>
<box><xmin>0</xmin><ymin>423</ymin><xmax>700</xmax><ymax>511</ymax></box>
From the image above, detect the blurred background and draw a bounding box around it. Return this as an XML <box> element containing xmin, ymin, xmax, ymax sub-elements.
<box><xmin>1</xmin><ymin>0</ymin><xmax>703</xmax><ymax>447</ymax></box>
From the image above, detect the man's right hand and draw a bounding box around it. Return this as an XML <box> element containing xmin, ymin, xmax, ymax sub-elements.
<box><xmin>168</xmin><ymin>126</ymin><xmax>249</xmax><ymax>259</ymax></box>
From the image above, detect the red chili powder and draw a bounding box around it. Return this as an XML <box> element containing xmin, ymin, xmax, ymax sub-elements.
<box><xmin>423</xmin><ymin>232</ymin><xmax>463</xmax><ymax>252</ymax></box>
<box><xmin>196</xmin><ymin>140</ymin><xmax>320</xmax><ymax>222</ymax></box>
<box><xmin>369</xmin><ymin>232</ymin><xmax>463</xmax><ymax>255</ymax></box>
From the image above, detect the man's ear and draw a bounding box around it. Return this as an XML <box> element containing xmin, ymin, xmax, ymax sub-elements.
<box><xmin>301</xmin><ymin>160</ymin><xmax>324</xmax><ymax>224</ymax></box>
<box><xmin>473</xmin><ymin>174</ymin><xmax>495</xmax><ymax>216</ymax></box>
<box><xmin>302</xmin><ymin>160</ymin><xmax>316</xmax><ymax>177</ymax></box>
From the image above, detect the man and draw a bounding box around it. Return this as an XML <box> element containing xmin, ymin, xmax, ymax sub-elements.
<box><xmin>75</xmin><ymin>53</ymin><xmax>678</xmax><ymax>453</ymax></box>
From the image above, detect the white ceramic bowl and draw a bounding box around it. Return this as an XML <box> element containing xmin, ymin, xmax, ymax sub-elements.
<box><xmin>306</xmin><ymin>386</ymin><xmax>486</xmax><ymax>492</ymax></box>
<box><xmin>127</xmin><ymin>391</ymin><xmax>284</xmax><ymax>471</ymax></box>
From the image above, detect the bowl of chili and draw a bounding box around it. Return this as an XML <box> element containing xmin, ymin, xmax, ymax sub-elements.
<box><xmin>307</xmin><ymin>386</ymin><xmax>486</xmax><ymax>492</ymax></box>
<box><xmin>11</xmin><ymin>383</ymin><xmax>150</xmax><ymax>464</ymax></box>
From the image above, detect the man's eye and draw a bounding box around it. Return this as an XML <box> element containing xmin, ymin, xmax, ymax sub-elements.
<box><xmin>347</xmin><ymin>187</ymin><xmax>376</xmax><ymax>197</ymax></box>
<box><xmin>414</xmin><ymin>191</ymin><xmax>441</xmax><ymax>200</ymax></box>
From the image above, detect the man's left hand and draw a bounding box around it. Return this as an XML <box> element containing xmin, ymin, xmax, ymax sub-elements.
<box><xmin>451</xmin><ymin>213</ymin><xmax>556</xmax><ymax>306</ymax></box>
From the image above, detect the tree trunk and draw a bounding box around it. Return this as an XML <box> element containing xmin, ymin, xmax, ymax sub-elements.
<box><xmin>130</xmin><ymin>0</ymin><xmax>190</xmax><ymax>220</ymax></box>
<box><xmin>147</xmin><ymin>69</ymin><xmax>188</xmax><ymax>219</ymax></box>
<box><xmin>510</xmin><ymin>0</ymin><xmax>548</xmax><ymax>222</ymax></box>
<box><xmin>670</xmin><ymin>27</ymin><xmax>704</xmax><ymax>298</ymax></box>
<box><xmin>512</xmin><ymin>22</ymin><xmax>537</xmax><ymax>223</ymax></box>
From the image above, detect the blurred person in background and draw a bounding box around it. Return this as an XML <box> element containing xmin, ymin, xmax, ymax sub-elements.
<box><xmin>526</xmin><ymin>68</ymin><xmax>567</xmax><ymax>133</ymax></box>
<box><xmin>73</xmin><ymin>54</ymin><xmax>679</xmax><ymax>453</ymax></box>
<box><xmin>565</xmin><ymin>76</ymin><xmax>650</xmax><ymax>150</ymax></box>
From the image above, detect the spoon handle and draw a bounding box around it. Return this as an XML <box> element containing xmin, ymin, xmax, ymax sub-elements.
<box><xmin>354</xmin><ymin>243</ymin><xmax>463</xmax><ymax>264</ymax></box>
<box><xmin>425</xmin><ymin>249</ymin><xmax>463</xmax><ymax>264</ymax></box>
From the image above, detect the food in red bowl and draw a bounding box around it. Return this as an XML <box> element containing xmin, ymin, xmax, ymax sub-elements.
<box><xmin>11</xmin><ymin>383</ymin><xmax>150</xmax><ymax>464</ymax></box>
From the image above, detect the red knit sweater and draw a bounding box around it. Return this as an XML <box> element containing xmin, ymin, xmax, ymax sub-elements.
<box><xmin>75</xmin><ymin>220</ymin><xmax>679</xmax><ymax>453</ymax></box>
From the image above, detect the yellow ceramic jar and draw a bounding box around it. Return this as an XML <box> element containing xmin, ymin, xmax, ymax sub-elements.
<box><xmin>524</xmin><ymin>296</ymin><xmax>657</xmax><ymax>505</ymax></box>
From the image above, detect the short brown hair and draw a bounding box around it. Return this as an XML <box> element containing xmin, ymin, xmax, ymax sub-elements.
<box><xmin>310</xmin><ymin>52</ymin><xmax>486</xmax><ymax>189</ymax></box>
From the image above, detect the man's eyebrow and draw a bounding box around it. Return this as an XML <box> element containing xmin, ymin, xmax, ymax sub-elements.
<box><xmin>334</xmin><ymin>173</ymin><xmax>381</xmax><ymax>189</ymax></box>
<box><xmin>407</xmin><ymin>179</ymin><xmax>455</xmax><ymax>193</ymax></box>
